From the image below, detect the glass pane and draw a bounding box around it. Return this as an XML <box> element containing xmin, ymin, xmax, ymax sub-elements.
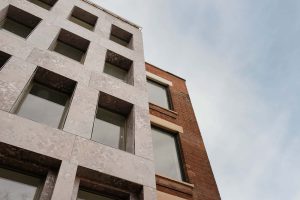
<box><xmin>92</xmin><ymin>107</ymin><xmax>125</xmax><ymax>150</ymax></box>
<box><xmin>0</xmin><ymin>168</ymin><xmax>41</xmax><ymax>200</ymax></box>
<box><xmin>69</xmin><ymin>16</ymin><xmax>94</xmax><ymax>31</ymax></box>
<box><xmin>17</xmin><ymin>83</ymin><xmax>69</xmax><ymax>128</ymax></box>
<box><xmin>1</xmin><ymin>18</ymin><xmax>32</xmax><ymax>38</ymax></box>
<box><xmin>28</xmin><ymin>0</ymin><xmax>52</xmax><ymax>10</ymax></box>
<box><xmin>54</xmin><ymin>41</ymin><xmax>84</xmax><ymax>62</ymax></box>
<box><xmin>77</xmin><ymin>189</ymin><xmax>114</xmax><ymax>200</ymax></box>
<box><xmin>152</xmin><ymin>127</ymin><xmax>184</xmax><ymax>181</ymax></box>
<box><xmin>103</xmin><ymin>62</ymin><xmax>127</xmax><ymax>82</ymax></box>
<box><xmin>147</xmin><ymin>80</ymin><xmax>170</xmax><ymax>109</ymax></box>
<box><xmin>110</xmin><ymin>35</ymin><xmax>128</xmax><ymax>47</ymax></box>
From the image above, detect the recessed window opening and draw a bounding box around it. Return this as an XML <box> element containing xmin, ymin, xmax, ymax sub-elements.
<box><xmin>110</xmin><ymin>25</ymin><xmax>133</xmax><ymax>49</ymax></box>
<box><xmin>51</xmin><ymin>29</ymin><xmax>90</xmax><ymax>63</ymax></box>
<box><xmin>77</xmin><ymin>188</ymin><xmax>126</xmax><ymax>200</ymax></box>
<box><xmin>151</xmin><ymin>126</ymin><xmax>185</xmax><ymax>181</ymax></box>
<box><xmin>15</xmin><ymin>67</ymin><xmax>77</xmax><ymax>129</ymax></box>
<box><xmin>147</xmin><ymin>79</ymin><xmax>171</xmax><ymax>110</ymax></box>
<box><xmin>0</xmin><ymin>5</ymin><xmax>41</xmax><ymax>38</ymax></box>
<box><xmin>0</xmin><ymin>50</ymin><xmax>11</xmax><ymax>70</ymax></box>
<box><xmin>0</xmin><ymin>167</ymin><xmax>42</xmax><ymax>200</ymax></box>
<box><xmin>103</xmin><ymin>50</ymin><xmax>133</xmax><ymax>83</ymax></box>
<box><xmin>69</xmin><ymin>6</ymin><xmax>98</xmax><ymax>31</ymax></box>
<box><xmin>92</xmin><ymin>92</ymin><xmax>133</xmax><ymax>152</ymax></box>
<box><xmin>27</xmin><ymin>0</ymin><xmax>58</xmax><ymax>10</ymax></box>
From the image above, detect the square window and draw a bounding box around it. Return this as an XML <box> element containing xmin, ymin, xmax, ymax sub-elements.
<box><xmin>15</xmin><ymin>67</ymin><xmax>77</xmax><ymax>129</ymax></box>
<box><xmin>51</xmin><ymin>29</ymin><xmax>90</xmax><ymax>63</ymax></box>
<box><xmin>69</xmin><ymin>6</ymin><xmax>98</xmax><ymax>31</ymax></box>
<box><xmin>0</xmin><ymin>5</ymin><xmax>41</xmax><ymax>38</ymax></box>
<box><xmin>147</xmin><ymin>79</ymin><xmax>171</xmax><ymax>110</ymax></box>
<box><xmin>27</xmin><ymin>0</ymin><xmax>58</xmax><ymax>10</ymax></box>
<box><xmin>151</xmin><ymin>126</ymin><xmax>185</xmax><ymax>181</ymax></box>
<box><xmin>110</xmin><ymin>25</ymin><xmax>133</xmax><ymax>49</ymax></box>
<box><xmin>0</xmin><ymin>50</ymin><xmax>11</xmax><ymax>70</ymax></box>
<box><xmin>103</xmin><ymin>50</ymin><xmax>133</xmax><ymax>83</ymax></box>
<box><xmin>0</xmin><ymin>167</ymin><xmax>42</xmax><ymax>200</ymax></box>
<box><xmin>92</xmin><ymin>92</ymin><xmax>133</xmax><ymax>152</ymax></box>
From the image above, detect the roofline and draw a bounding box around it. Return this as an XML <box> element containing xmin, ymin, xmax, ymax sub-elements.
<box><xmin>145</xmin><ymin>62</ymin><xmax>186</xmax><ymax>81</ymax></box>
<box><xmin>81</xmin><ymin>0</ymin><xmax>142</xmax><ymax>30</ymax></box>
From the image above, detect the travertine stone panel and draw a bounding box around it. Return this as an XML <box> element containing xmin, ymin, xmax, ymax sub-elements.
<box><xmin>63</xmin><ymin>83</ymin><xmax>98</xmax><ymax>139</ymax></box>
<box><xmin>27</xmin><ymin>21</ymin><xmax>60</xmax><ymax>50</ymax></box>
<box><xmin>83</xmin><ymin>42</ymin><xmax>106</xmax><ymax>73</ymax></box>
<box><xmin>89</xmin><ymin>72</ymin><xmax>148</xmax><ymax>108</ymax></box>
<box><xmin>71</xmin><ymin>178</ymin><xmax>80</xmax><ymax>200</ymax></box>
<box><xmin>70</xmin><ymin>136</ymin><xmax>156</xmax><ymax>188</ymax></box>
<box><xmin>143</xmin><ymin>186</ymin><xmax>157</xmax><ymax>200</ymax></box>
<box><xmin>134</xmin><ymin>106</ymin><xmax>154</xmax><ymax>161</ymax></box>
<box><xmin>40</xmin><ymin>171</ymin><xmax>57</xmax><ymax>200</ymax></box>
<box><xmin>0</xmin><ymin>110</ymin><xmax>76</xmax><ymax>161</ymax></box>
<box><xmin>0</xmin><ymin>56</ymin><xmax>36</xmax><ymax>112</ymax></box>
<box><xmin>51</xmin><ymin>161</ymin><xmax>78</xmax><ymax>200</ymax></box>
<box><xmin>27</xmin><ymin>48</ymin><xmax>91</xmax><ymax>85</ymax></box>
<box><xmin>51</xmin><ymin>0</ymin><xmax>75</xmax><ymax>19</ymax></box>
<box><xmin>133</xmin><ymin>59</ymin><xmax>148</xmax><ymax>91</ymax></box>
<box><xmin>0</xmin><ymin>31</ymin><xmax>34</xmax><ymax>59</ymax></box>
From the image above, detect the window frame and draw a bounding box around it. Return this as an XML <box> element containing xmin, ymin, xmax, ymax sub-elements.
<box><xmin>147</xmin><ymin>78</ymin><xmax>173</xmax><ymax>110</ymax></box>
<box><xmin>91</xmin><ymin>105</ymin><xmax>128</xmax><ymax>151</ymax></box>
<box><xmin>14</xmin><ymin>81</ymin><xmax>72</xmax><ymax>129</ymax></box>
<box><xmin>151</xmin><ymin>125</ymin><xmax>187</xmax><ymax>183</ymax></box>
<box><xmin>0</xmin><ymin>166</ymin><xmax>44</xmax><ymax>200</ymax></box>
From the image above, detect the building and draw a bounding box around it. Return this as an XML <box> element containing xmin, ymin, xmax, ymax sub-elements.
<box><xmin>0</xmin><ymin>0</ymin><xmax>220</xmax><ymax>200</ymax></box>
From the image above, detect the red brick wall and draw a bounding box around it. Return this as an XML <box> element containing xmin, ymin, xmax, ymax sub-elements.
<box><xmin>146</xmin><ymin>63</ymin><xmax>221</xmax><ymax>200</ymax></box>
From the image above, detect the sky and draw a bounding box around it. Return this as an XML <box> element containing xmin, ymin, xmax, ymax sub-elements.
<box><xmin>92</xmin><ymin>0</ymin><xmax>300</xmax><ymax>199</ymax></box>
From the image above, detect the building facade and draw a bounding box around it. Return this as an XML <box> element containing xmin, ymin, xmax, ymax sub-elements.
<box><xmin>0</xmin><ymin>0</ymin><xmax>220</xmax><ymax>200</ymax></box>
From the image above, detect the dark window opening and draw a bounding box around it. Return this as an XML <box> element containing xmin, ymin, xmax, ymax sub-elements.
<box><xmin>69</xmin><ymin>6</ymin><xmax>98</xmax><ymax>31</ymax></box>
<box><xmin>110</xmin><ymin>25</ymin><xmax>133</xmax><ymax>49</ymax></box>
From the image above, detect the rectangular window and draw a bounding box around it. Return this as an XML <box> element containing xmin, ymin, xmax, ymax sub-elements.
<box><xmin>0</xmin><ymin>167</ymin><xmax>42</xmax><ymax>200</ymax></box>
<box><xmin>110</xmin><ymin>25</ymin><xmax>133</xmax><ymax>49</ymax></box>
<box><xmin>27</xmin><ymin>0</ymin><xmax>58</xmax><ymax>10</ymax></box>
<box><xmin>151</xmin><ymin>126</ymin><xmax>185</xmax><ymax>181</ymax></box>
<box><xmin>15</xmin><ymin>67</ymin><xmax>76</xmax><ymax>129</ymax></box>
<box><xmin>0</xmin><ymin>5</ymin><xmax>41</xmax><ymax>38</ymax></box>
<box><xmin>103</xmin><ymin>50</ymin><xmax>133</xmax><ymax>83</ymax></box>
<box><xmin>69</xmin><ymin>6</ymin><xmax>98</xmax><ymax>31</ymax></box>
<box><xmin>77</xmin><ymin>189</ymin><xmax>116</xmax><ymax>200</ymax></box>
<box><xmin>0</xmin><ymin>50</ymin><xmax>11</xmax><ymax>70</ymax></box>
<box><xmin>147</xmin><ymin>79</ymin><xmax>171</xmax><ymax>110</ymax></box>
<box><xmin>51</xmin><ymin>29</ymin><xmax>90</xmax><ymax>63</ymax></box>
<box><xmin>92</xmin><ymin>92</ymin><xmax>133</xmax><ymax>152</ymax></box>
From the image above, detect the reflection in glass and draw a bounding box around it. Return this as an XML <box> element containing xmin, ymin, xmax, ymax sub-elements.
<box><xmin>103</xmin><ymin>62</ymin><xmax>128</xmax><ymax>82</ymax></box>
<box><xmin>16</xmin><ymin>83</ymin><xmax>69</xmax><ymax>128</ymax></box>
<box><xmin>1</xmin><ymin>18</ymin><xmax>32</xmax><ymax>38</ymax></box>
<box><xmin>147</xmin><ymin>79</ymin><xmax>170</xmax><ymax>109</ymax></box>
<box><xmin>54</xmin><ymin>41</ymin><xmax>85</xmax><ymax>62</ymax></box>
<box><xmin>0</xmin><ymin>168</ymin><xmax>41</xmax><ymax>200</ymax></box>
<box><xmin>92</xmin><ymin>107</ymin><xmax>126</xmax><ymax>150</ymax></box>
<box><xmin>152</xmin><ymin>127</ymin><xmax>184</xmax><ymax>181</ymax></box>
<box><xmin>77</xmin><ymin>189</ymin><xmax>114</xmax><ymax>200</ymax></box>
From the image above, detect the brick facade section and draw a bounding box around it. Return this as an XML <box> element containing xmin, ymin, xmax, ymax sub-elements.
<box><xmin>146</xmin><ymin>63</ymin><xmax>221</xmax><ymax>200</ymax></box>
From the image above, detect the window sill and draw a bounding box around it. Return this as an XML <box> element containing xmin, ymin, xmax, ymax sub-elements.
<box><xmin>155</xmin><ymin>174</ymin><xmax>194</xmax><ymax>196</ymax></box>
<box><xmin>149</xmin><ymin>103</ymin><xmax>178</xmax><ymax>119</ymax></box>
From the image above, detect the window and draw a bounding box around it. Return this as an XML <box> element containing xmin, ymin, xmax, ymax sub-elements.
<box><xmin>0</xmin><ymin>167</ymin><xmax>42</xmax><ymax>200</ymax></box>
<box><xmin>147</xmin><ymin>79</ymin><xmax>171</xmax><ymax>110</ymax></box>
<box><xmin>103</xmin><ymin>50</ymin><xmax>133</xmax><ymax>83</ymax></box>
<box><xmin>92</xmin><ymin>92</ymin><xmax>133</xmax><ymax>152</ymax></box>
<box><xmin>27</xmin><ymin>0</ymin><xmax>58</xmax><ymax>10</ymax></box>
<box><xmin>77</xmin><ymin>189</ymin><xmax>116</xmax><ymax>200</ymax></box>
<box><xmin>0</xmin><ymin>50</ymin><xmax>11</xmax><ymax>70</ymax></box>
<box><xmin>110</xmin><ymin>25</ymin><xmax>133</xmax><ymax>49</ymax></box>
<box><xmin>69</xmin><ymin>6</ymin><xmax>98</xmax><ymax>31</ymax></box>
<box><xmin>51</xmin><ymin>29</ymin><xmax>90</xmax><ymax>63</ymax></box>
<box><xmin>151</xmin><ymin>126</ymin><xmax>184</xmax><ymax>181</ymax></box>
<box><xmin>0</xmin><ymin>5</ymin><xmax>41</xmax><ymax>38</ymax></box>
<box><xmin>15</xmin><ymin>67</ymin><xmax>76</xmax><ymax>129</ymax></box>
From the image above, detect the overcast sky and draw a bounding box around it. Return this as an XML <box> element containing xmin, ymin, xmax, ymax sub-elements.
<box><xmin>92</xmin><ymin>0</ymin><xmax>300</xmax><ymax>199</ymax></box>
